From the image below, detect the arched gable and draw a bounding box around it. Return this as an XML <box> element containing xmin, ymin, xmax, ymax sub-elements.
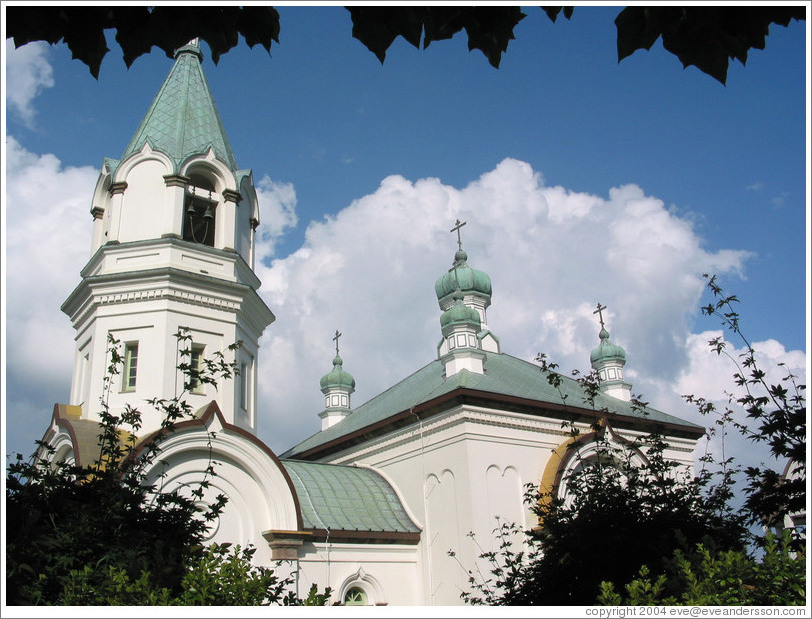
<box><xmin>135</xmin><ymin>402</ymin><xmax>303</xmax><ymax>564</ymax></box>
<box><xmin>113</xmin><ymin>142</ymin><xmax>174</xmax><ymax>184</ymax></box>
<box><xmin>539</xmin><ymin>420</ymin><xmax>651</xmax><ymax>506</ymax></box>
<box><xmin>180</xmin><ymin>149</ymin><xmax>237</xmax><ymax>194</ymax></box>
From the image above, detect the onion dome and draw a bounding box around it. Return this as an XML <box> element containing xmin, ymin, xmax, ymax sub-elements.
<box><xmin>435</xmin><ymin>249</ymin><xmax>492</xmax><ymax>304</ymax></box>
<box><xmin>440</xmin><ymin>288</ymin><xmax>481</xmax><ymax>331</ymax></box>
<box><xmin>590</xmin><ymin>328</ymin><xmax>627</xmax><ymax>366</ymax></box>
<box><xmin>320</xmin><ymin>355</ymin><xmax>356</xmax><ymax>393</ymax></box>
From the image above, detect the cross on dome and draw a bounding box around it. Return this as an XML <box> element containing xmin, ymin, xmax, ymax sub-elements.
<box><xmin>333</xmin><ymin>330</ymin><xmax>342</xmax><ymax>356</ymax></box>
<box><xmin>593</xmin><ymin>303</ymin><xmax>607</xmax><ymax>329</ymax></box>
<box><xmin>450</xmin><ymin>219</ymin><xmax>467</xmax><ymax>251</ymax></box>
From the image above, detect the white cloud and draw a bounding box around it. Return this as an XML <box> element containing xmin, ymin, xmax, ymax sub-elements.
<box><xmin>250</xmin><ymin>158</ymin><xmax>766</xmax><ymax>456</ymax></box>
<box><xmin>673</xmin><ymin>331</ymin><xmax>806</xmax><ymax>472</ymax></box>
<box><xmin>3</xmin><ymin>136</ymin><xmax>97</xmax><ymax>456</ymax></box>
<box><xmin>254</xmin><ymin>175</ymin><xmax>298</xmax><ymax>259</ymax></box>
<box><xmin>4</xmin><ymin>150</ymin><xmax>803</xmax><ymax>479</ymax></box>
<box><xmin>4</xmin><ymin>40</ymin><xmax>55</xmax><ymax>128</ymax></box>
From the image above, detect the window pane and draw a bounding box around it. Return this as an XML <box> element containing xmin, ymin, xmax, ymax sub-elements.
<box><xmin>240</xmin><ymin>361</ymin><xmax>248</xmax><ymax>409</ymax></box>
<box><xmin>124</xmin><ymin>343</ymin><xmax>138</xmax><ymax>390</ymax></box>
<box><xmin>190</xmin><ymin>347</ymin><xmax>204</xmax><ymax>392</ymax></box>
<box><xmin>343</xmin><ymin>587</ymin><xmax>367</xmax><ymax>605</ymax></box>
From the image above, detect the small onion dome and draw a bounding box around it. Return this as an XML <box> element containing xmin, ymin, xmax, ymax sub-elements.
<box><xmin>440</xmin><ymin>289</ymin><xmax>481</xmax><ymax>331</ymax></box>
<box><xmin>590</xmin><ymin>328</ymin><xmax>627</xmax><ymax>366</ymax></box>
<box><xmin>435</xmin><ymin>250</ymin><xmax>492</xmax><ymax>302</ymax></box>
<box><xmin>320</xmin><ymin>355</ymin><xmax>356</xmax><ymax>392</ymax></box>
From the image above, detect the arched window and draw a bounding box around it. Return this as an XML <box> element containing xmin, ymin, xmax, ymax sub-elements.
<box><xmin>550</xmin><ymin>428</ymin><xmax>649</xmax><ymax>509</ymax></box>
<box><xmin>183</xmin><ymin>173</ymin><xmax>216</xmax><ymax>246</ymax></box>
<box><xmin>343</xmin><ymin>586</ymin><xmax>368</xmax><ymax>606</ymax></box>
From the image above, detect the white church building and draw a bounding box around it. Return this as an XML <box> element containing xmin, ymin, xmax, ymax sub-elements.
<box><xmin>41</xmin><ymin>41</ymin><xmax>706</xmax><ymax>606</ymax></box>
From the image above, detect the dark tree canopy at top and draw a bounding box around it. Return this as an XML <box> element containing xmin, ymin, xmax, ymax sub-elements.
<box><xmin>4</xmin><ymin>5</ymin><xmax>806</xmax><ymax>84</ymax></box>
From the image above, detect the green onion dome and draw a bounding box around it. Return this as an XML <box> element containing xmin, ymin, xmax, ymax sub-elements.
<box><xmin>435</xmin><ymin>250</ymin><xmax>492</xmax><ymax>304</ymax></box>
<box><xmin>320</xmin><ymin>355</ymin><xmax>356</xmax><ymax>392</ymax></box>
<box><xmin>440</xmin><ymin>289</ymin><xmax>481</xmax><ymax>331</ymax></box>
<box><xmin>590</xmin><ymin>328</ymin><xmax>627</xmax><ymax>366</ymax></box>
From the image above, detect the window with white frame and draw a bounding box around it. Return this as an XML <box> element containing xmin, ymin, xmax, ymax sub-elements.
<box><xmin>122</xmin><ymin>342</ymin><xmax>138</xmax><ymax>391</ymax></box>
<box><xmin>189</xmin><ymin>345</ymin><xmax>205</xmax><ymax>393</ymax></box>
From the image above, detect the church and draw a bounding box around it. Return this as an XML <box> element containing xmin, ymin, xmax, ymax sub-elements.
<box><xmin>40</xmin><ymin>41</ymin><xmax>705</xmax><ymax>606</ymax></box>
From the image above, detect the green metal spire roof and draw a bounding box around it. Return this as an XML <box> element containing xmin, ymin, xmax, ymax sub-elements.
<box><xmin>281</xmin><ymin>460</ymin><xmax>419</xmax><ymax>533</ymax></box>
<box><xmin>119</xmin><ymin>41</ymin><xmax>238</xmax><ymax>173</ymax></box>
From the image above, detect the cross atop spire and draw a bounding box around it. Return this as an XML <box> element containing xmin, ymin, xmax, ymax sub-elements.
<box><xmin>333</xmin><ymin>330</ymin><xmax>342</xmax><ymax>356</ymax></box>
<box><xmin>450</xmin><ymin>219</ymin><xmax>467</xmax><ymax>251</ymax></box>
<box><xmin>593</xmin><ymin>302</ymin><xmax>607</xmax><ymax>329</ymax></box>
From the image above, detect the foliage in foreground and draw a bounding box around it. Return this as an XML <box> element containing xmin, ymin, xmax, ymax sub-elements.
<box><xmin>457</xmin><ymin>276</ymin><xmax>805</xmax><ymax>605</ymax></box>
<box><xmin>457</xmin><ymin>422</ymin><xmax>750</xmax><ymax>605</ymax></box>
<box><xmin>598</xmin><ymin>530</ymin><xmax>805</xmax><ymax>606</ymax></box>
<box><xmin>59</xmin><ymin>544</ymin><xmax>330</xmax><ymax>606</ymax></box>
<box><xmin>5</xmin><ymin>330</ymin><xmax>329</xmax><ymax>606</ymax></box>
<box><xmin>5</xmin><ymin>6</ymin><xmax>805</xmax><ymax>84</ymax></box>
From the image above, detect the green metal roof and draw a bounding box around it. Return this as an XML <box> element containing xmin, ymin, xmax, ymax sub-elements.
<box><xmin>435</xmin><ymin>249</ymin><xmax>492</xmax><ymax>303</ymax></box>
<box><xmin>591</xmin><ymin>327</ymin><xmax>627</xmax><ymax>365</ymax></box>
<box><xmin>282</xmin><ymin>352</ymin><xmax>704</xmax><ymax>458</ymax></box>
<box><xmin>320</xmin><ymin>355</ymin><xmax>356</xmax><ymax>392</ymax></box>
<box><xmin>118</xmin><ymin>41</ymin><xmax>237</xmax><ymax>173</ymax></box>
<box><xmin>281</xmin><ymin>460</ymin><xmax>419</xmax><ymax>533</ymax></box>
<box><xmin>440</xmin><ymin>291</ymin><xmax>481</xmax><ymax>331</ymax></box>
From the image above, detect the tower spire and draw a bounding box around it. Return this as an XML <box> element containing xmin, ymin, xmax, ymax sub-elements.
<box><xmin>434</xmin><ymin>220</ymin><xmax>499</xmax><ymax>354</ymax></box>
<box><xmin>319</xmin><ymin>330</ymin><xmax>355</xmax><ymax>430</ymax></box>
<box><xmin>589</xmin><ymin>305</ymin><xmax>631</xmax><ymax>401</ymax></box>
<box><xmin>119</xmin><ymin>37</ymin><xmax>237</xmax><ymax>173</ymax></box>
<box><xmin>61</xmin><ymin>40</ymin><xmax>274</xmax><ymax>438</ymax></box>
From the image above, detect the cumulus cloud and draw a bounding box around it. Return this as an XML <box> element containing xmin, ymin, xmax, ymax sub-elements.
<box><xmin>254</xmin><ymin>175</ymin><xmax>298</xmax><ymax>259</ymax></box>
<box><xmin>250</xmin><ymin>158</ymin><xmax>769</xmax><ymax>456</ymax></box>
<box><xmin>4</xmin><ymin>40</ymin><xmax>55</xmax><ymax>128</ymax></box>
<box><xmin>673</xmin><ymin>331</ymin><xmax>806</xmax><ymax>468</ymax></box>
<box><xmin>4</xmin><ymin>148</ymin><xmax>803</xmax><ymax>477</ymax></box>
<box><xmin>4</xmin><ymin>136</ymin><xmax>97</xmax><ymax>455</ymax></box>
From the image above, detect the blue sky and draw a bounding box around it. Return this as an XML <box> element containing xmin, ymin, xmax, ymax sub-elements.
<box><xmin>3</xmin><ymin>5</ymin><xmax>809</xmax><ymax>474</ymax></box>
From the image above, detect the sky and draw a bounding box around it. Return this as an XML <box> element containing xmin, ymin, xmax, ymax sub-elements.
<box><xmin>2</xmin><ymin>5</ymin><xmax>810</xmax><ymax>486</ymax></box>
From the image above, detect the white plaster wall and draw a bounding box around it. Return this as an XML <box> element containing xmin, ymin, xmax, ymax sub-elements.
<box><xmin>118</xmin><ymin>159</ymin><xmax>172</xmax><ymax>242</ymax></box>
<box><xmin>142</xmin><ymin>425</ymin><xmax>301</xmax><ymax>568</ymax></box>
<box><xmin>325</xmin><ymin>408</ymin><xmax>565</xmax><ymax>604</ymax></box>
<box><xmin>73</xmin><ymin>297</ymin><xmax>248</xmax><ymax>437</ymax></box>
<box><xmin>296</xmin><ymin>543</ymin><xmax>420</xmax><ymax>606</ymax></box>
<box><xmin>325</xmin><ymin>406</ymin><xmax>698</xmax><ymax>605</ymax></box>
<box><xmin>235</xmin><ymin>178</ymin><xmax>255</xmax><ymax>263</ymax></box>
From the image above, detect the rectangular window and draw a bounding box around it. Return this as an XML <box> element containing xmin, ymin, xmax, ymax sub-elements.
<box><xmin>123</xmin><ymin>343</ymin><xmax>138</xmax><ymax>391</ymax></box>
<box><xmin>189</xmin><ymin>345</ymin><xmax>205</xmax><ymax>393</ymax></box>
<box><xmin>239</xmin><ymin>361</ymin><xmax>248</xmax><ymax>410</ymax></box>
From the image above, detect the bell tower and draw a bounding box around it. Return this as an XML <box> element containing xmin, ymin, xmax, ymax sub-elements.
<box><xmin>61</xmin><ymin>41</ymin><xmax>275</xmax><ymax>437</ymax></box>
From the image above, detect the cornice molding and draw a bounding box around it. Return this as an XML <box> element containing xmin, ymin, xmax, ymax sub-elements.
<box><xmin>163</xmin><ymin>173</ymin><xmax>190</xmax><ymax>188</ymax></box>
<box><xmin>109</xmin><ymin>181</ymin><xmax>128</xmax><ymax>195</ymax></box>
<box><xmin>222</xmin><ymin>188</ymin><xmax>242</xmax><ymax>204</ymax></box>
<box><xmin>63</xmin><ymin>267</ymin><xmax>274</xmax><ymax>334</ymax></box>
